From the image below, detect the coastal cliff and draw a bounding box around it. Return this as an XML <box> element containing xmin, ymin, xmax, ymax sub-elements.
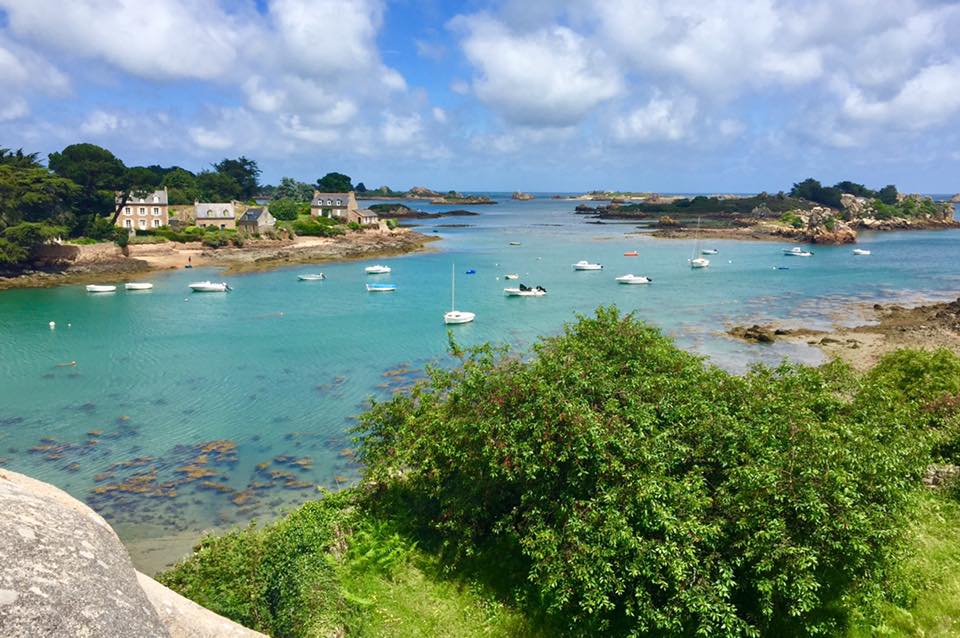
<box><xmin>0</xmin><ymin>467</ymin><xmax>265</xmax><ymax>637</ymax></box>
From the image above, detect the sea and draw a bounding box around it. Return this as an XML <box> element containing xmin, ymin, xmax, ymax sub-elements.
<box><xmin>1</xmin><ymin>194</ymin><xmax>958</xmax><ymax>572</ymax></box>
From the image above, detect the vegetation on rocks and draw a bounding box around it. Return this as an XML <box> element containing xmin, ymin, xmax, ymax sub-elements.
<box><xmin>162</xmin><ymin>308</ymin><xmax>960</xmax><ymax>637</ymax></box>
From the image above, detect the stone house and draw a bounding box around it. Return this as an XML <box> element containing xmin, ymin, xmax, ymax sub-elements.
<box><xmin>194</xmin><ymin>201</ymin><xmax>238</xmax><ymax>230</ymax></box>
<box><xmin>349</xmin><ymin>208</ymin><xmax>379</xmax><ymax>226</ymax></box>
<box><xmin>116</xmin><ymin>187</ymin><xmax>169</xmax><ymax>231</ymax></box>
<box><xmin>310</xmin><ymin>191</ymin><xmax>357</xmax><ymax>220</ymax></box>
<box><xmin>237</xmin><ymin>207</ymin><xmax>276</xmax><ymax>234</ymax></box>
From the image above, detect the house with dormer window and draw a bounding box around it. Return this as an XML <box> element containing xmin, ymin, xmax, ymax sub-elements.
<box><xmin>194</xmin><ymin>201</ymin><xmax>238</xmax><ymax>230</ymax></box>
<box><xmin>116</xmin><ymin>187</ymin><xmax>169</xmax><ymax>230</ymax></box>
<box><xmin>310</xmin><ymin>191</ymin><xmax>357</xmax><ymax>220</ymax></box>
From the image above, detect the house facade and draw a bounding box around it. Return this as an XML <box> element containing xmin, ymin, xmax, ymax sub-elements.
<box><xmin>349</xmin><ymin>208</ymin><xmax>380</xmax><ymax>226</ymax></box>
<box><xmin>195</xmin><ymin>202</ymin><xmax>238</xmax><ymax>230</ymax></box>
<box><xmin>237</xmin><ymin>207</ymin><xmax>276</xmax><ymax>234</ymax></box>
<box><xmin>116</xmin><ymin>187</ymin><xmax>169</xmax><ymax>230</ymax></box>
<box><xmin>310</xmin><ymin>191</ymin><xmax>357</xmax><ymax>220</ymax></box>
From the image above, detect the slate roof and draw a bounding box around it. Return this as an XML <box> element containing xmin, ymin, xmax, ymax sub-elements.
<box><xmin>239</xmin><ymin>207</ymin><xmax>265</xmax><ymax>222</ymax></box>
<box><xmin>311</xmin><ymin>193</ymin><xmax>350</xmax><ymax>207</ymax></box>
<box><xmin>195</xmin><ymin>202</ymin><xmax>236</xmax><ymax>220</ymax></box>
<box><xmin>119</xmin><ymin>188</ymin><xmax>168</xmax><ymax>205</ymax></box>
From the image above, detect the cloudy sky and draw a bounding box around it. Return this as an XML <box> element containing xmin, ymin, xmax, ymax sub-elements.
<box><xmin>2</xmin><ymin>0</ymin><xmax>959</xmax><ymax>192</ymax></box>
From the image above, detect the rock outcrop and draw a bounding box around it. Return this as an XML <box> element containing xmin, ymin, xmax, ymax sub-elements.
<box><xmin>0</xmin><ymin>468</ymin><xmax>265</xmax><ymax>638</ymax></box>
<box><xmin>511</xmin><ymin>192</ymin><xmax>535</xmax><ymax>200</ymax></box>
<box><xmin>950</xmin><ymin>193</ymin><xmax>960</xmax><ymax>204</ymax></box>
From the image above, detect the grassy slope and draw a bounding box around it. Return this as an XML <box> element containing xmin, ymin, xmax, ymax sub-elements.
<box><xmin>850</xmin><ymin>491</ymin><xmax>960</xmax><ymax>637</ymax></box>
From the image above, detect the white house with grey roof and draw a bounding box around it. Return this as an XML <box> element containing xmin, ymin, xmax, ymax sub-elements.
<box><xmin>194</xmin><ymin>201</ymin><xmax>238</xmax><ymax>230</ymax></box>
<box><xmin>237</xmin><ymin>206</ymin><xmax>276</xmax><ymax>234</ymax></box>
<box><xmin>116</xmin><ymin>187</ymin><xmax>169</xmax><ymax>230</ymax></box>
<box><xmin>311</xmin><ymin>191</ymin><xmax>357</xmax><ymax>220</ymax></box>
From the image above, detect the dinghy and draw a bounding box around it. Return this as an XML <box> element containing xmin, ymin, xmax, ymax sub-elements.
<box><xmin>504</xmin><ymin>274</ymin><xmax>519</xmax><ymax>280</ymax></box>
<box><xmin>189</xmin><ymin>281</ymin><xmax>231</xmax><ymax>292</ymax></box>
<box><xmin>364</xmin><ymin>265</ymin><xmax>391</xmax><ymax>274</ymax></box>
<box><xmin>701</xmin><ymin>248</ymin><xmax>719</xmax><ymax>255</ymax></box>
<box><xmin>124</xmin><ymin>282</ymin><xmax>153</xmax><ymax>291</ymax></box>
<box><xmin>298</xmin><ymin>273</ymin><xmax>326</xmax><ymax>281</ymax></box>
<box><xmin>852</xmin><ymin>248</ymin><xmax>871</xmax><ymax>256</ymax></box>
<box><xmin>623</xmin><ymin>251</ymin><xmax>639</xmax><ymax>257</ymax></box>
<box><xmin>85</xmin><ymin>284</ymin><xmax>116</xmax><ymax>293</ymax></box>
<box><xmin>366</xmin><ymin>283</ymin><xmax>396</xmax><ymax>292</ymax></box>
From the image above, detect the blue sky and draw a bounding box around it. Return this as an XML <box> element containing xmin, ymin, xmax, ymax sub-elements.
<box><xmin>1</xmin><ymin>0</ymin><xmax>959</xmax><ymax>193</ymax></box>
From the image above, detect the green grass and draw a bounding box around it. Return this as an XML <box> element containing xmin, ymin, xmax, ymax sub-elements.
<box><xmin>849</xmin><ymin>490</ymin><xmax>960</xmax><ymax>637</ymax></box>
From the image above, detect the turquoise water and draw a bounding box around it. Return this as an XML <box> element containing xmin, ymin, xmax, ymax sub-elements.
<box><xmin>1</xmin><ymin>195</ymin><xmax>958</xmax><ymax>569</ymax></box>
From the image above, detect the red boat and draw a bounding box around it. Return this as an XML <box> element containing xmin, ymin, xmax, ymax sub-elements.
<box><xmin>623</xmin><ymin>251</ymin><xmax>639</xmax><ymax>256</ymax></box>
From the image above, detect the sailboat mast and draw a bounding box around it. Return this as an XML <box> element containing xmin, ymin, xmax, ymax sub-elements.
<box><xmin>451</xmin><ymin>262</ymin><xmax>455</xmax><ymax>311</ymax></box>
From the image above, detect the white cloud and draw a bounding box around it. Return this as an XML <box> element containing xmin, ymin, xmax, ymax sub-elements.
<box><xmin>189</xmin><ymin>127</ymin><xmax>234</xmax><ymax>151</ymax></box>
<box><xmin>0</xmin><ymin>0</ymin><xmax>244</xmax><ymax>79</ymax></box>
<box><xmin>0</xmin><ymin>97</ymin><xmax>28</xmax><ymax>122</ymax></box>
<box><xmin>432</xmin><ymin>107</ymin><xmax>448</xmax><ymax>124</ymax></box>
<box><xmin>381</xmin><ymin>113</ymin><xmax>422</xmax><ymax>145</ymax></box>
<box><xmin>451</xmin><ymin>14</ymin><xmax>622</xmax><ymax>127</ymax></box>
<box><xmin>612</xmin><ymin>94</ymin><xmax>698</xmax><ymax>143</ymax></box>
<box><xmin>841</xmin><ymin>61</ymin><xmax>960</xmax><ymax>129</ymax></box>
<box><xmin>81</xmin><ymin>110</ymin><xmax>121</xmax><ymax>135</ymax></box>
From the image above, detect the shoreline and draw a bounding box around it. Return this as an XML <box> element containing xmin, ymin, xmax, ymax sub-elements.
<box><xmin>0</xmin><ymin>229</ymin><xmax>437</xmax><ymax>291</ymax></box>
<box><xmin>727</xmin><ymin>294</ymin><xmax>960</xmax><ymax>369</ymax></box>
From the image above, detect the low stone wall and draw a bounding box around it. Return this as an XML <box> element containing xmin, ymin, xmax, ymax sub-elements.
<box><xmin>33</xmin><ymin>242</ymin><xmax>124</xmax><ymax>265</ymax></box>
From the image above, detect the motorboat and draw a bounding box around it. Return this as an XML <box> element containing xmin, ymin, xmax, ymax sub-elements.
<box><xmin>298</xmin><ymin>273</ymin><xmax>326</xmax><ymax>281</ymax></box>
<box><xmin>689</xmin><ymin>217</ymin><xmax>710</xmax><ymax>269</ymax></box>
<box><xmin>189</xmin><ymin>281</ymin><xmax>231</xmax><ymax>292</ymax></box>
<box><xmin>623</xmin><ymin>251</ymin><xmax>639</xmax><ymax>257</ymax></box>
<box><xmin>783</xmin><ymin>247</ymin><xmax>813</xmax><ymax>257</ymax></box>
<box><xmin>509</xmin><ymin>241</ymin><xmax>521</xmax><ymax>246</ymax></box>
<box><xmin>573</xmin><ymin>260</ymin><xmax>603</xmax><ymax>271</ymax></box>
<box><xmin>701</xmin><ymin>248</ymin><xmax>719</xmax><ymax>255</ymax></box>
<box><xmin>124</xmin><ymin>282</ymin><xmax>153</xmax><ymax>291</ymax></box>
<box><xmin>365</xmin><ymin>265</ymin><xmax>391</xmax><ymax>274</ymax></box>
<box><xmin>504</xmin><ymin>274</ymin><xmax>519</xmax><ymax>280</ymax></box>
<box><xmin>615</xmin><ymin>274</ymin><xmax>652</xmax><ymax>285</ymax></box>
<box><xmin>85</xmin><ymin>284</ymin><xmax>116</xmax><ymax>293</ymax></box>
<box><xmin>689</xmin><ymin>257</ymin><xmax>710</xmax><ymax>269</ymax></box>
<box><xmin>852</xmin><ymin>248</ymin><xmax>871</xmax><ymax>256</ymax></box>
<box><xmin>444</xmin><ymin>263</ymin><xmax>475</xmax><ymax>324</ymax></box>
<box><xmin>366</xmin><ymin>283</ymin><xmax>396</xmax><ymax>292</ymax></box>
<box><xmin>504</xmin><ymin>284</ymin><xmax>546</xmax><ymax>297</ymax></box>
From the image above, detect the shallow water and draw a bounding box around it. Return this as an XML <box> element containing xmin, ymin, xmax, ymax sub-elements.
<box><xmin>1</xmin><ymin>195</ymin><xmax>958</xmax><ymax>570</ymax></box>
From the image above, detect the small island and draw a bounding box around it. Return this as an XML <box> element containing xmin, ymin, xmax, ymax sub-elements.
<box><xmin>358</xmin><ymin>185</ymin><xmax>496</xmax><ymax>205</ymax></box>
<box><xmin>512</xmin><ymin>191</ymin><xmax>535</xmax><ymax>200</ymax></box>
<box><xmin>574</xmin><ymin>179</ymin><xmax>959</xmax><ymax>244</ymax></box>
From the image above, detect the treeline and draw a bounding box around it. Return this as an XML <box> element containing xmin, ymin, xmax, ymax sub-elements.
<box><xmin>789</xmin><ymin>178</ymin><xmax>898</xmax><ymax>208</ymax></box>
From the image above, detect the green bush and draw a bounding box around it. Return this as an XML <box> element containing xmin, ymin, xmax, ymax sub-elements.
<box><xmin>270</xmin><ymin>199</ymin><xmax>309</xmax><ymax>221</ymax></box>
<box><xmin>348</xmin><ymin>222</ymin><xmax>362</xmax><ymax>231</ymax></box>
<box><xmin>357</xmin><ymin>308</ymin><xmax>939</xmax><ymax>636</ymax></box>
<box><xmin>292</xmin><ymin>216</ymin><xmax>345</xmax><ymax>237</ymax></box>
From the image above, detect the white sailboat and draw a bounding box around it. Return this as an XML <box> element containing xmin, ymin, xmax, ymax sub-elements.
<box><xmin>444</xmin><ymin>263</ymin><xmax>475</xmax><ymax>324</ymax></box>
<box><xmin>689</xmin><ymin>217</ymin><xmax>710</xmax><ymax>268</ymax></box>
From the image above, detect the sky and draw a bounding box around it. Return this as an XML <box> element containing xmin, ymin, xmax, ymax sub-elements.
<box><xmin>1</xmin><ymin>0</ymin><xmax>959</xmax><ymax>193</ymax></box>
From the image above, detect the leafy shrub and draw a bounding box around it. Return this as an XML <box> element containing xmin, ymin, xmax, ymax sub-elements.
<box><xmin>270</xmin><ymin>199</ymin><xmax>309</xmax><ymax>221</ymax></box>
<box><xmin>357</xmin><ymin>308</ymin><xmax>937</xmax><ymax>636</ymax></box>
<box><xmin>779</xmin><ymin>212</ymin><xmax>803</xmax><ymax>228</ymax></box>
<box><xmin>292</xmin><ymin>216</ymin><xmax>345</xmax><ymax>237</ymax></box>
<box><xmin>348</xmin><ymin>222</ymin><xmax>362</xmax><ymax>231</ymax></box>
<box><xmin>202</xmin><ymin>232</ymin><xmax>228</xmax><ymax>248</ymax></box>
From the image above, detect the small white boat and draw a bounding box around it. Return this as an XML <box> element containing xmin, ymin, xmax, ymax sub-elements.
<box><xmin>189</xmin><ymin>281</ymin><xmax>231</xmax><ymax>292</ymax></box>
<box><xmin>689</xmin><ymin>257</ymin><xmax>710</xmax><ymax>269</ymax></box>
<box><xmin>444</xmin><ymin>263</ymin><xmax>475</xmax><ymax>324</ymax></box>
<box><xmin>298</xmin><ymin>273</ymin><xmax>326</xmax><ymax>281</ymax></box>
<box><xmin>124</xmin><ymin>282</ymin><xmax>153</xmax><ymax>291</ymax></box>
<box><xmin>852</xmin><ymin>248</ymin><xmax>871</xmax><ymax>256</ymax></box>
<box><xmin>85</xmin><ymin>284</ymin><xmax>116</xmax><ymax>293</ymax></box>
<box><xmin>365</xmin><ymin>265</ymin><xmax>391</xmax><ymax>274</ymax></box>
<box><xmin>504</xmin><ymin>273</ymin><xmax>519</xmax><ymax>280</ymax></box>
<box><xmin>366</xmin><ymin>283</ymin><xmax>396</xmax><ymax>292</ymax></box>
<box><xmin>615</xmin><ymin>274</ymin><xmax>652</xmax><ymax>285</ymax></box>
<box><xmin>689</xmin><ymin>217</ymin><xmax>710</xmax><ymax>268</ymax></box>
<box><xmin>509</xmin><ymin>241</ymin><xmax>521</xmax><ymax>246</ymax></box>
<box><xmin>783</xmin><ymin>247</ymin><xmax>814</xmax><ymax>257</ymax></box>
<box><xmin>701</xmin><ymin>249</ymin><xmax>719</xmax><ymax>255</ymax></box>
<box><xmin>504</xmin><ymin>285</ymin><xmax>546</xmax><ymax>297</ymax></box>
<box><xmin>573</xmin><ymin>260</ymin><xmax>603</xmax><ymax>271</ymax></box>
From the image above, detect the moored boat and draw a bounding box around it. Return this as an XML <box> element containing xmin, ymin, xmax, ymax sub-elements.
<box><xmin>783</xmin><ymin>247</ymin><xmax>814</xmax><ymax>257</ymax></box>
<box><xmin>365</xmin><ymin>265</ymin><xmax>391</xmax><ymax>274</ymax></box>
<box><xmin>689</xmin><ymin>257</ymin><xmax>710</xmax><ymax>269</ymax></box>
<box><xmin>504</xmin><ymin>273</ymin><xmax>519</xmax><ymax>280</ymax></box>
<box><xmin>504</xmin><ymin>284</ymin><xmax>546</xmax><ymax>297</ymax></box>
<box><xmin>701</xmin><ymin>248</ymin><xmax>719</xmax><ymax>255</ymax></box>
<box><xmin>366</xmin><ymin>283</ymin><xmax>396</xmax><ymax>292</ymax></box>
<box><xmin>623</xmin><ymin>251</ymin><xmax>639</xmax><ymax>257</ymax></box>
<box><xmin>615</xmin><ymin>274</ymin><xmax>652</xmax><ymax>285</ymax></box>
<box><xmin>444</xmin><ymin>263</ymin><xmax>475</xmax><ymax>324</ymax></box>
<box><xmin>189</xmin><ymin>281</ymin><xmax>231</xmax><ymax>292</ymax></box>
<box><xmin>573</xmin><ymin>260</ymin><xmax>603</xmax><ymax>271</ymax></box>
<box><xmin>85</xmin><ymin>284</ymin><xmax>116</xmax><ymax>293</ymax></box>
<box><xmin>689</xmin><ymin>217</ymin><xmax>710</xmax><ymax>269</ymax></box>
<box><xmin>852</xmin><ymin>248</ymin><xmax>871</xmax><ymax>256</ymax></box>
<box><xmin>298</xmin><ymin>273</ymin><xmax>326</xmax><ymax>281</ymax></box>
<box><xmin>124</xmin><ymin>282</ymin><xmax>153</xmax><ymax>291</ymax></box>
<box><xmin>509</xmin><ymin>241</ymin><xmax>521</xmax><ymax>246</ymax></box>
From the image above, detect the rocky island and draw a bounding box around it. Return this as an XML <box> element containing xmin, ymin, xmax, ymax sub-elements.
<box><xmin>512</xmin><ymin>191</ymin><xmax>535</xmax><ymax>200</ymax></box>
<box><xmin>576</xmin><ymin>179</ymin><xmax>959</xmax><ymax>245</ymax></box>
<box><xmin>359</xmin><ymin>185</ymin><xmax>496</xmax><ymax>205</ymax></box>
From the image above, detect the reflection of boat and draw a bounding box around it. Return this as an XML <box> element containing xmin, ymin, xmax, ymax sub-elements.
<box><xmin>85</xmin><ymin>284</ymin><xmax>116</xmax><ymax>293</ymax></box>
<box><xmin>783</xmin><ymin>247</ymin><xmax>813</xmax><ymax>257</ymax></box>
<box><xmin>573</xmin><ymin>260</ymin><xmax>603</xmax><ymax>270</ymax></box>
<box><xmin>124</xmin><ymin>282</ymin><xmax>153</xmax><ymax>291</ymax></box>
<box><xmin>504</xmin><ymin>273</ymin><xmax>519</xmax><ymax>280</ymax></box>
<box><xmin>504</xmin><ymin>284</ymin><xmax>546</xmax><ymax>297</ymax></box>
<box><xmin>623</xmin><ymin>251</ymin><xmax>639</xmax><ymax>257</ymax></box>
<box><xmin>365</xmin><ymin>265</ymin><xmax>391</xmax><ymax>274</ymax></box>
<box><xmin>366</xmin><ymin>283</ymin><xmax>396</xmax><ymax>292</ymax></box>
<box><xmin>189</xmin><ymin>281</ymin><xmax>231</xmax><ymax>292</ymax></box>
<box><xmin>689</xmin><ymin>217</ymin><xmax>710</xmax><ymax>269</ymax></box>
<box><xmin>615</xmin><ymin>274</ymin><xmax>652</xmax><ymax>285</ymax></box>
<box><xmin>298</xmin><ymin>273</ymin><xmax>326</xmax><ymax>281</ymax></box>
<box><xmin>852</xmin><ymin>248</ymin><xmax>871</xmax><ymax>256</ymax></box>
<box><xmin>701</xmin><ymin>249</ymin><xmax>719</xmax><ymax>255</ymax></box>
<box><xmin>444</xmin><ymin>264</ymin><xmax>475</xmax><ymax>324</ymax></box>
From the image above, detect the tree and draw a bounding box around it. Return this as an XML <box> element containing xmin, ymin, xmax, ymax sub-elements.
<box><xmin>162</xmin><ymin>168</ymin><xmax>199</xmax><ymax>205</ymax></box>
<box><xmin>355</xmin><ymin>182</ymin><xmax>367</xmax><ymax>193</ymax></box>
<box><xmin>274</xmin><ymin>177</ymin><xmax>314</xmax><ymax>201</ymax></box>
<box><xmin>0</xmin><ymin>147</ymin><xmax>43</xmax><ymax>169</ymax></box>
<box><xmin>0</xmin><ymin>164</ymin><xmax>78</xmax><ymax>229</ymax></box>
<box><xmin>834</xmin><ymin>181</ymin><xmax>875</xmax><ymax>198</ymax></box>
<box><xmin>269</xmin><ymin>198</ymin><xmax>308</xmax><ymax>221</ymax></box>
<box><xmin>213</xmin><ymin>156</ymin><xmax>261</xmax><ymax>200</ymax></box>
<box><xmin>197</xmin><ymin>170</ymin><xmax>242</xmax><ymax>202</ymax></box>
<box><xmin>316</xmin><ymin>172</ymin><xmax>352</xmax><ymax>192</ymax></box>
<box><xmin>48</xmin><ymin>143</ymin><xmax>127</xmax><ymax>219</ymax></box>
<box><xmin>1</xmin><ymin>221</ymin><xmax>68</xmax><ymax>264</ymax></box>
<box><xmin>878</xmin><ymin>184</ymin><xmax>899</xmax><ymax>205</ymax></box>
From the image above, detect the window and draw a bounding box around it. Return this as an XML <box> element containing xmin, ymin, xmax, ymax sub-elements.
<box><xmin>124</xmin><ymin>219</ymin><xmax>132</xmax><ymax>228</ymax></box>
<box><xmin>336</xmin><ymin>199</ymin><xmax>342</xmax><ymax>206</ymax></box>
<box><xmin>124</xmin><ymin>207</ymin><xmax>131</xmax><ymax>215</ymax></box>
<box><xmin>139</xmin><ymin>207</ymin><xmax>146</xmax><ymax>215</ymax></box>
<box><xmin>153</xmin><ymin>207</ymin><xmax>160</xmax><ymax>215</ymax></box>
<box><xmin>220</xmin><ymin>224</ymin><xmax>226</xmax><ymax>230</ymax></box>
<box><xmin>152</xmin><ymin>219</ymin><xmax>160</xmax><ymax>228</ymax></box>
<box><xmin>153</xmin><ymin>195</ymin><xmax>159</xmax><ymax>203</ymax></box>
<box><xmin>326</xmin><ymin>199</ymin><xmax>332</xmax><ymax>205</ymax></box>
<box><xmin>138</xmin><ymin>219</ymin><xmax>146</xmax><ymax>229</ymax></box>
<box><xmin>222</xmin><ymin>209</ymin><xmax>229</xmax><ymax>218</ymax></box>
<box><xmin>206</xmin><ymin>209</ymin><xmax>214</xmax><ymax>218</ymax></box>
<box><xmin>138</xmin><ymin>198</ymin><xmax>145</xmax><ymax>203</ymax></box>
